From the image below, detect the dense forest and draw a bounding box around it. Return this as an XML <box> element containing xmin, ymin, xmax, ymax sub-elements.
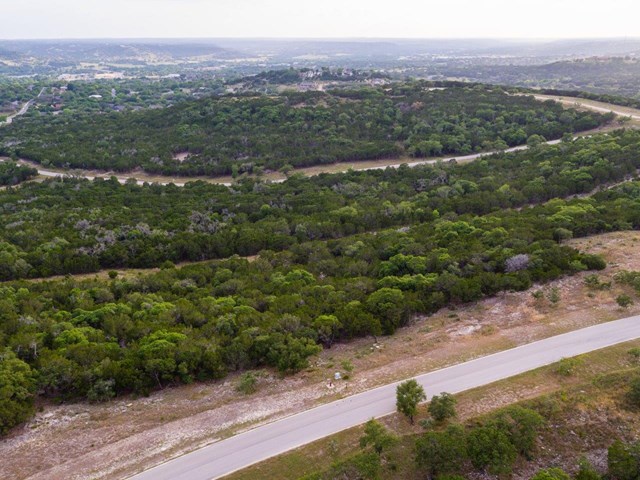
<box><xmin>0</xmin><ymin>82</ymin><xmax>608</xmax><ymax>176</ymax></box>
<box><xmin>0</xmin><ymin>161</ymin><xmax>37</xmax><ymax>186</ymax></box>
<box><xmin>0</xmin><ymin>129</ymin><xmax>638</xmax><ymax>281</ymax></box>
<box><xmin>6</xmin><ymin>128</ymin><xmax>640</xmax><ymax>433</ymax></box>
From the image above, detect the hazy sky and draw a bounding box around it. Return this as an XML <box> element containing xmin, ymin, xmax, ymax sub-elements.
<box><xmin>1</xmin><ymin>0</ymin><xmax>639</xmax><ymax>39</ymax></box>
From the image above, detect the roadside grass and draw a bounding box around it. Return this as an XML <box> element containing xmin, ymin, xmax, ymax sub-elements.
<box><xmin>224</xmin><ymin>339</ymin><xmax>640</xmax><ymax>480</ymax></box>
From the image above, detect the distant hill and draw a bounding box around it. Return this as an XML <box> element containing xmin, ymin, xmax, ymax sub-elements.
<box><xmin>0</xmin><ymin>39</ymin><xmax>245</xmax><ymax>64</ymax></box>
<box><xmin>429</xmin><ymin>57</ymin><xmax>640</xmax><ymax>98</ymax></box>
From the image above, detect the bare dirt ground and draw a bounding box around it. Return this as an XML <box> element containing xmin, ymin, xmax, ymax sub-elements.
<box><xmin>3</xmin><ymin>230</ymin><xmax>640</xmax><ymax>480</ymax></box>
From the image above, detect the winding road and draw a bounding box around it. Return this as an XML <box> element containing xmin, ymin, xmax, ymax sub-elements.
<box><xmin>129</xmin><ymin>315</ymin><xmax>640</xmax><ymax>480</ymax></box>
<box><xmin>0</xmin><ymin>87</ymin><xmax>45</xmax><ymax>126</ymax></box>
<box><xmin>3</xmin><ymin>95</ymin><xmax>634</xmax><ymax>188</ymax></box>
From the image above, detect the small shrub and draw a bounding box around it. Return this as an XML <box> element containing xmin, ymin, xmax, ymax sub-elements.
<box><xmin>584</xmin><ymin>274</ymin><xmax>611</xmax><ymax>290</ymax></box>
<box><xmin>616</xmin><ymin>294</ymin><xmax>633</xmax><ymax>308</ymax></box>
<box><xmin>107</xmin><ymin>270</ymin><xmax>118</xmax><ymax>279</ymax></box>
<box><xmin>341</xmin><ymin>359</ymin><xmax>354</xmax><ymax>379</ymax></box>
<box><xmin>530</xmin><ymin>467</ymin><xmax>571</xmax><ymax>480</ymax></box>
<box><xmin>236</xmin><ymin>372</ymin><xmax>258</xmax><ymax>395</ymax></box>
<box><xmin>554</xmin><ymin>357</ymin><xmax>582</xmax><ymax>377</ymax></box>
<box><xmin>548</xmin><ymin>287</ymin><xmax>561</xmax><ymax>304</ymax></box>
<box><xmin>428</xmin><ymin>392</ymin><xmax>457</xmax><ymax>423</ymax></box>
<box><xmin>87</xmin><ymin>379</ymin><xmax>116</xmax><ymax>403</ymax></box>
<box><xmin>628</xmin><ymin>376</ymin><xmax>640</xmax><ymax>408</ymax></box>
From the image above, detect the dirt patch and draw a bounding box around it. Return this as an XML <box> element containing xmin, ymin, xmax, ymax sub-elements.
<box><xmin>172</xmin><ymin>152</ymin><xmax>190</xmax><ymax>163</ymax></box>
<box><xmin>3</xmin><ymin>231</ymin><xmax>640</xmax><ymax>480</ymax></box>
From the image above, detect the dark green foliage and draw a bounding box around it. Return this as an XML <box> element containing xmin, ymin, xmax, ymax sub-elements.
<box><xmin>628</xmin><ymin>376</ymin><xmax>640</xmax><ymax>408</ymax></box>
<box><xmin>415</xmin><ymin>424</ymin><xmax>466</xmax><ymax>477</ymax></box>
<box><xmin>427</xmin><ymin>392</ymin><xmax>457</xmax><ymax>423</ymax></box>
<box><xmin>235</xmin><ymin>372</ymin><xmax>258</xmax><ymax>395</ymax></box>
<box><xmin>0</xmin><ymin>161</ymin><xmax>37</xmax><ymax>186</ymax></box>
<box><xmin>2</xmin><ymin>127</ymin><xmax>640</xmax><ymax>436</ymax></box>
<box><xmin>616</xmin><ymin>294</ymin><xmax>633</xmax><ymax>308</ymax></box>
<box><xmin>396</xmin><ymin>379</ymin><xmax>426</xmax><ymax>423</ymax></box>
<box><xmin>359</xmin><ymin>419</ymin><xmax>396</xmax><ymax>456</ymax></box>
<box><xmin>608</xmin><ymin>440</ymin><xmax>640</xmax><ymax>480</ymax></box>
<box><xmin>488</xmin><ymin>405</ymin><xmax>544</xmax><ymax>459</ymax></box>
<box><xmin>0</xmin><ymin>83</ymin><xmax>606</xmax><ymax>176</ymax></box>
<box><xmin>575</xmin><ymin>459</ymin><xmax>602</xmax><ymax>480</ymax></box>
<box><xmin>466</xmin><ymin>425</ymin><xmax>518</xmax><ymax>475</ymax></box>
<box><xmin>530</xmin><ymin>468</ymin><xmax>571</xmax><ymax>480</ymax></box>
<box><xmin>0</xmin><ymin>350</ymin><xmax>37</xmax><ymax>434</ymax></box>
<box><xmin>1</xmin><ymin>129</ymin><xmax>639</xmax><ymax>281</ymax></box>
<box><xmin>327</xmin><ymin>451</ymin><xmax>381</xmax><ymax>480</ymax></box>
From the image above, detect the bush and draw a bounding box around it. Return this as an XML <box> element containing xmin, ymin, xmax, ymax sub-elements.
<box><xmin>0</xmin><ymin>350</ymin><xmax>37</xmax><ymax>435</ymax></box>
<box><xmin>490</xmin><ymin>405</ymin><xmax>544</xmax><ymax>459</ymax></box>
<box><xmin>415</xmin><ymin>424</ymin><xmax>466</xmax><ymax>477</ymax></box>
<box><xmin>428</xmin><ymin>392</ymin><xmax>457</xmax><ymax>423</ymax></box>
<box><xmin>236</xmin><ymin>372</ymin><xmax>258</xmax><ymax>395</ymax></box>
<box><xmin>467</xmin><ymin>425</ymin><xmax>517</xmax><ymax>475</ymax></box>
<box><xmin>607</xmin><ymin>440</ymin><xmax>640</xmax><ymax>480</ymax></box>
<box><xmin>616</xmin><ymin>294</ymin><xmax>633</xmax><ymax>308</ymax></box>
<box><xmin>575</xmin><ymin>458</ymin><xmax>602</xmax><ymax>480</ymax></box>
<box><xmin>328</xmin><ymin>451</ymin><xmax>381</xmax><ymax>480</ymax></box>
<box><xmin>553</xmin><ymin>357</ymin><xmax>582</xmax><ymax>376</ymax></box>
<box><xmin>87</xmin><ymin>379</ymin><xmax>116</xmax><ymax>403</ymax></box>
<box><xmin>628</xmin><ymin>376</ymin><xmax>640</xmax><ymax>408</ymax></box>
<box><xmin>530</xmin><ymin>468</ymin><xmax>571</xmax><ymax>480</ymax></box>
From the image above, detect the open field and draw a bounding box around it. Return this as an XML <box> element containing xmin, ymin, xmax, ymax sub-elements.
<box><xmin>3</xmin><ymin>230</ymin><xmax>640</xmax><ymax>479</ymax></box>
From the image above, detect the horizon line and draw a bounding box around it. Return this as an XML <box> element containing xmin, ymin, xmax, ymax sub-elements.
<box><xmin>2</xmin><ymin>36</ymin><xmax>640</xmax><ymax>42</ymax></box>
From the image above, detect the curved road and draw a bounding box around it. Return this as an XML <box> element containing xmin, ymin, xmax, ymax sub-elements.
<box><xmin>1</xmin><ymin>88</ymin><xmax>45</xmax><ymax>126</ymax></box>
<box><xmin>129</xmin><ymin>315</ymin><xmax>640</xmax><ymax>480</ymax></box>
<box><xmin>5</xmin><ymin>139</ymin><xmax>563</xmax><ymax>189</ymax></box>
<box><xmin>533</xmin><ymin>94</ymin><xmax>640</xmax><ymax>121</ymax></box>
<box><xmin>2</xmin><ymin>95</ymin><xmax>637</xmax><ymax>188</ymax></box>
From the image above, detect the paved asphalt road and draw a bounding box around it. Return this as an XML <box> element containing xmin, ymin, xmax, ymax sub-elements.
<box><xmin>129</xmin><ymin>315</ymin><xmax>640</xmax><ymax>480</ymax></box>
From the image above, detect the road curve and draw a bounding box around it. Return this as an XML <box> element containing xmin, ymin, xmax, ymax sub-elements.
<box><xmin>129</xmin><ymin>315</ymin><xmax>640</xmax><ymax>480</ymax></box>
<box><xmin>533</xmin><ymin>94</ymin><xmax>640</xmax><ymax>121</ymax></box>
<box><xmin>0</xmin><ymin>94</ymin><xmax>628</xmax><ymax>187</ymax></box>
<box><xmin>5</xmin><ymin>139</ymin><xmax>563</xmax><ymax>189</ymax></box>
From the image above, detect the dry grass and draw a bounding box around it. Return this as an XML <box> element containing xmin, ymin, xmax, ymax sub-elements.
<box><xmin>226</xmin><ymin>340</ymin><xmax>640</xmax><ymax>480</ymax></box>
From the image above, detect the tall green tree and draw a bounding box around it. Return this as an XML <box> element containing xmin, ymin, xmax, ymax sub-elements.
<box><xmin>359</xmin><ymin>419</ymin><xmax>396</xmax><ymax>457</ymax></box>
<box><xmin>396</xmin><ymin>379</ymin><xmax>426</xmax><ymax>424</ymax></box>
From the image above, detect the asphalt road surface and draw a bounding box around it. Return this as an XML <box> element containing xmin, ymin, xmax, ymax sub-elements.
<box><xmin>129</xmin><ymin>315</ymin><xmax>640</xmax><ymax>480</ymax></box>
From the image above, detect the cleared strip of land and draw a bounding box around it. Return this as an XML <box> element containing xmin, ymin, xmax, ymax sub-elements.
<box><xmin>129</xmin><ymin>315</ymin><xmax>640</xmax><ymax>480</ymax></box>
